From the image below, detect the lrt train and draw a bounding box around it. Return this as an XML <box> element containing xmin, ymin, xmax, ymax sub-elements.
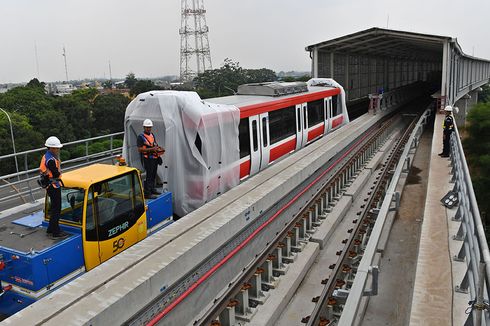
<box><xmin>211</xmin><ymin>79</ymin><xmax>349</xmax><ymax>179</ymax></box>
<box><xmin>0</xmin><ymin>78</ymin><xmax>348</xmax><ymax>318</ymax></box>
<box><xmin>124</xmin><ymin>78</ymin><xmax>349</xmax><ymax>216</ymax></box>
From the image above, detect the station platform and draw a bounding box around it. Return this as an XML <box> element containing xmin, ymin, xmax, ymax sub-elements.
<box><xmin>362</xmin><ymin>111</ymin><xmax>468</xmax><ymax>325</ymax></box>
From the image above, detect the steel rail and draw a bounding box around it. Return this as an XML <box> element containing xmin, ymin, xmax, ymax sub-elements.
<box><xmin>336</xmin><ymin>103</ymin><xmax>434</xmax><ymax>326</ymax></box>
<box><xmin>306</xmin><ymin>112</ymin><xmax>420</xmax><ymax>326</ymax></box>
<box><xmin>142</xmin><ymin>113</ymin><xmax>400</xmax><ymax>326</ymax></box>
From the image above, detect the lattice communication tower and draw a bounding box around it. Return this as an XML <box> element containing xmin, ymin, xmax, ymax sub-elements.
<box><xmin>180</xmin><ymin>0</ymin><xmax>212</xmax><ymax>82</ymax></box>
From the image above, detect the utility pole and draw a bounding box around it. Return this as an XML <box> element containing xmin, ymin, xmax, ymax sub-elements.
<box><xmin>62</xmin><ymin>45</ymin><xmax>69</xmax><ymax>82</ymax></box>
<box><xmin>34</xmin><ymin>41</ymin><xmax>40</xmax><ymax>79</ymax></box>
<box><xmin>109</xmin><ymin>60</ymin><xmax>113</xmax><ymax>82</ymax></box>
<box><xmin>179</xmin><ymin>0</ymin><xmax>212</xmax><ymax>83</ymax></box>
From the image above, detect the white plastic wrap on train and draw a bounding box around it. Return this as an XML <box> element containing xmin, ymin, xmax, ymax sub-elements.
<box><xmin>122</xmin><ymin>91</ymin><xmax>240</xmax><ymax>217</ymax></box>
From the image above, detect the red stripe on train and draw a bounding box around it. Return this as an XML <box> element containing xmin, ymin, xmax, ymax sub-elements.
<box><xmin>239</xmin><ymin>88</ymin><xmax>341</xmax><ymax>119</ymax></box>
<box><xmin>307</xmin><ymin>124</ymin><xmax>324</xmax><ymax>142</ymax></box>
<box><xmin>240</xmin><ymin>160</ymin><xmax>251</xmax><ymax>179</ymax></box>
<box><xmin>332</xmin><ymin>116</ymin><xmax>344</xmax><ymax>129</ymax></box>
<box><xmin>270</xmin><ymin>138</ymin><xmax>296</xmax><ymax>162</ymax></box>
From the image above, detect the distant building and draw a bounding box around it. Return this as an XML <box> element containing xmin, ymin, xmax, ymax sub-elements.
<box><xmin>45</xmin><ymin>83</ymin><xmax>76</xmax><ymax>96</ymax></box>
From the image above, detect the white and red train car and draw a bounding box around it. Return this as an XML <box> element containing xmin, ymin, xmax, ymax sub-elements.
<box><xmin>123</xmin><ymin>78</ymin><xmax>349</xmax><ymax>216</ymax></box>
<box><xmin>208</xmin><ymin>79</ymin><xmax>349</xmax><ymax>179</ymax></box>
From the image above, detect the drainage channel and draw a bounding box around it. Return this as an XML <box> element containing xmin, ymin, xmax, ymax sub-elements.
<box><xmin>185</xmin><ymin>113</ymin><xmax>418</xmax><ymax>326</ymax></box>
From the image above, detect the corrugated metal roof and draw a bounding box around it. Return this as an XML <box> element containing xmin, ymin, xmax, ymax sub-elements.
<box><xmin>306</xmin><ymin>27</ymin><xmax>451</xmax><ymax>61</ymax></box>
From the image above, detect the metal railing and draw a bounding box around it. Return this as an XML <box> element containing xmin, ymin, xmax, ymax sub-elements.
<box><xmin>0</xmin><ymin>132</ymin><xmax>123</xmax><ymax>207</ymax></box>
<box><xmin>337</xmin><ymin>102</ymin><xmax>490</xmax><ymax>325</ymax></box>
<box><xmin>451</xmin><ymin>122</ymin><xmax>490</xmax><ymax>325</ymax></box>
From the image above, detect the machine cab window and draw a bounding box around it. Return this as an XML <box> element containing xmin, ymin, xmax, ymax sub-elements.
<box><xmin>46</xmin><ymin>187</ymin><xmax>85</xmax><ymax>225</ymax></box>
<box><xmin>85</xmin><ymin>172</ymin><xmax>144</xmax><ymax>242</ymax></box>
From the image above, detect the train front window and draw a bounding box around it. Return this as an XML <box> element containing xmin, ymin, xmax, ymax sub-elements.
<box><xmin>46</xmin><ymin>187</ymin><xmax>85</xmax><ymax>224</ymax></box>
<box><xmin>85</xmin><ymin>172</ymin><xmax>144</xmax><ymax>241</ymax></box>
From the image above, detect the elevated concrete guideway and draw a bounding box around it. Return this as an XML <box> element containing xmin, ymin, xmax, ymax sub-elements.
<box><xmin>307</xmin><ymin>27</ymin><xmax>490</xmax><ymax>122</ymax></box>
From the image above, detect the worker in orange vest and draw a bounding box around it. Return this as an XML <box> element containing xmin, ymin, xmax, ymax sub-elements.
<box><xmin>137</xmin><ymin>119</ymin><xmax>165</xmax><ymax>199</ymax></box>
<box><xmin>40</xmin><ymin>136</ymin><xmax>68</xmax><ymax>239</ymax></box>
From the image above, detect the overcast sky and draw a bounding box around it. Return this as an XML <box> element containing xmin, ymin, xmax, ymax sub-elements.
<box><xmin>1</xmin><ymin>0</ymin><xmax>489</xmax><ymax>83</ymax></box>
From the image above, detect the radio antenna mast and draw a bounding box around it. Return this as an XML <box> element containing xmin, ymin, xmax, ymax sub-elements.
<box><xmin>34</xmin><ymin>41</ymin><xmax>40</xmax><ymax>79</ymax></box>
<box><xmin>179</xmin><ymin>0</ymin><xmax>212</xmax><ymax>82</ymax></box>
<box><xmin>62</xmin><ymin>45</ymin><xmax>69</xmax><ymax>82</ymax></box>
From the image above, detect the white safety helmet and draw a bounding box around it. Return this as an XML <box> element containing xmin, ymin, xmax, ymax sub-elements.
<box><xmin>143</xmin><ymin>119</ymin><xmax>153</xmax><ymax>127</ymax></box>
<box><xmin>444</xmin><ymin>106</ymin><xmax>453</xmax><ymax>112</ymax></box>
<box><xmin>45</xmin><ymin>136</ymin><xmax>63</xmax><ymax>148</ymax></box>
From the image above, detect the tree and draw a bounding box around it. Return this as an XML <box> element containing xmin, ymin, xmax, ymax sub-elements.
<box><xmin>54</xmin><ymin>96</ymin><xmax>91</xmax><ymax>140</ymax></box>
<box><xmin>0</xmin><ymin>85</ymin><xmax>54</xmax><ymax>118</ymax></box>
<box><xmin>243</xmin><ymin>68</ymin><xmax>277</xmax><ymax>83</ymax></box>
<box><xmin>103</xmin><ymin>80</ymin><xmax>113</xmax><ymax>89</ymax></box>
<box><xmin>194</xmin><ymin>59</ymin><xmax>277</xmax><ymax>99</ymax></box>
<box><xmin>26</xmin><ymin>78</ymin><xmax>46</xmax><ymax>90</ymax></box>
<box><xmin>464</xmin><ymin>102</ymin><xmax>490</xmax><ymax>229</ymax></box>
<box><xmin>130</xmin><ymin>79</ymin><xmax>159</xmax><ymax>97</ymax></box>
<box><xmin>478</xmin><ymin>84</ymin><xmax>490</xmax><ymax>103</ymax></box>
<box><xmin>92</xmin><ymin>94</ymin><xmax>130</xmax><ymax>135</ymax></box>
<box><xmin>0</xmin><ymin>111</ymin><xmax>44</xmax><ymax>175</ymax></box>
<box><xmin>125</xmin><ymin>72</ymin><xmax>137</xmax><ymax>89</ymax></box>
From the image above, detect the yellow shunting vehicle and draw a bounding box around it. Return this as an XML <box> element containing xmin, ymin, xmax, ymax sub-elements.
<box><xmin>0</xmin><ymin>163</ymin><xmax>173</xmax><ymax>317</ymax></box>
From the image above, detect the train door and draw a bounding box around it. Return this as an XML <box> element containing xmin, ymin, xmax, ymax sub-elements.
<box><xmin>325</xmin><ymin>97</ymin><xmax>332</xmax><ymax>134</ymax></box>
<box><xmin>248</xmin><ymin>116</ymin><xmax>261</xmax><ymax>176</ymax></box>
<box><xmin>295</xmin><ymin>103</ymin><xmax>308</xmax><ymax>150</ymax></box>
<box><xmin>248</xmin><ymin>114</ymin><xmax>270</xmax><ymax>175</ymax></box>
<box><xmin>259</xmin><ymin>113</ymin><xmax>270</xmax><ymax>170</ymax></box>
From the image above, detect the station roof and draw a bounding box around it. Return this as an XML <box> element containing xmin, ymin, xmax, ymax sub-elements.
<box><xmin>306</xmin><ymin>27</ymin><xmax>452</xmax><ymax>62</ymax></box>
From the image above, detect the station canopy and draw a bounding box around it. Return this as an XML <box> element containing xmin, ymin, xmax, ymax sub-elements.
<box><xmin>306</xmin><ymin>27</ymin><xmax>452</xmax><ymax>61</ymax></box>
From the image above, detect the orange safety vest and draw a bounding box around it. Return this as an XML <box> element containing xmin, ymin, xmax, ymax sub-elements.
<box><xmin>39</xmin><ymin>151</ymin><xmax>62</xmax><ymax>188</ymax></box>
<box><xmin>141</xmin><ymin>132</ymin><xmax>158</xmax><ymax>159</ymax></box>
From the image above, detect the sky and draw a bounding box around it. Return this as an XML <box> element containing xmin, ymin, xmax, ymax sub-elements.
<box><xmin>1</xmin><ymin>0</ymin><xmax>489</xmax><ymax>84</ymax></box>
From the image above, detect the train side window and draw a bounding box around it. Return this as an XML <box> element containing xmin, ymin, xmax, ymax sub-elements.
<box><xmin>262</xmin><ymin>117</ymin><xmax>268</xmax><ymax>147</ymax></box>
<box><xmin>252</xmin><ymin>120</ymin><xmax>258</xmax><ymax>152</ymax></box>
<box><xmin>269</xmin><ymin>106</ymin><xmax>295</xmax><ymax>144</ymax></box>
<box><xmin>297</xmin><ymin>109</ymin><xmax>301</xmax><ymax>131</ymax></box>
<box><xmin>239</xmin><ymin>119</ymin><xmax>250</xmax><ymax>158</ymax></box>
<box><xmin>332</xmin><ymin>95</ymin><xmax>340</xmax><ymax>116</ymax></box>
<box><xmin>307</xmin><ymin>99</ymin><xmax>324</xmax><ymax>127</ymax></box>
<box><xmin>303</xmin><ymin>107</ymin><xmax>307</xmax><ymax>129</ymax></box>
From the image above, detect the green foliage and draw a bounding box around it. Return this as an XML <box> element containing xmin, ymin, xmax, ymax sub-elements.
<box><xmin>194</xmin><ymin>58</ymin><xmax>277</xmax><ymax>99</ymax></box>
<box><xmin>0</xmin><ymin>81</ymin><xmax>131</xmax><ymax>176</ymax></box>
<box><xmin>281</xmin><ymin>75</ymin><xmax>311</xmax><ymax>82</ymax></box>
<box><xmin>69</xmin><ymin>139</ymin><xmax>123</xmax><ymax>158</ymax></box>
<box><xmin>0</xmin><ymin>111</ymin><xmax>44</xmax><ymax>174</ymax></box>
<box><xmin>26</xmin><ymin>78</ymin><xmax>46</xmax><ymax>90</ymax></box>
<box><xmin>103</xmin><ymin>80</ymin><xmax>113</xmax><ymax>89</ymax></box>
<box><xmin>125</xmin><ymin>72</ymin><xmax>137</xmax><ymax>89</ymax></box>
<box><xmin>130</xmin><ymin>79</ymin><xmax>159</xmax><ymax>97</ymax></box>
<box><xmin>92</xmin><ymin>94</ymin><xmax>129</xmax><ymax>135</ymax></box>
<box><xmin>479</xmin><ymin>84</ymin><xmax>490</xmax><ymax>103</ymax></box>
<box><xmin>464</xmin><ymin>102</ymin><xmax>490</xmax><ymax>227</ymax></box>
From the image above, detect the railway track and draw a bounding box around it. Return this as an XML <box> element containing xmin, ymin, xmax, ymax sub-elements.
<box><xmin>132</xmin><ymin>107</ymin><xmax>424</xmax><ymax>326</ymax></box>
<box><xmin>304</xmin><ymin>113</ymin><xmax>419</xmax><ymax>326</ymax></box>
<box><xmin>8</xmin><ymin>99</ymin><xmax>431</xmax><ymax>326</ymax></box>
